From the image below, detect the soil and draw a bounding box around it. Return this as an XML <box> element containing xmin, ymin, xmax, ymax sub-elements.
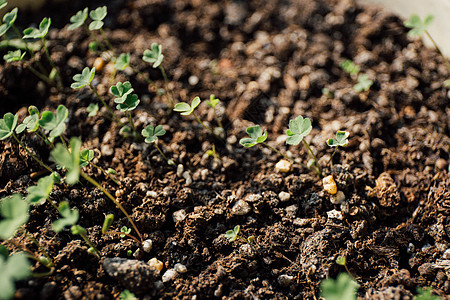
<box><xmin>1</xmin><ymin>0</ymin><xmax>450</xmax><ymax>299</ymax></box>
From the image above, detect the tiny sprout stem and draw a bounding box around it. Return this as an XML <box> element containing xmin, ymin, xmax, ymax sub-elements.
<box><xmin>327</xmin><ymin>146</ymin><xmax>339</xmax><ymax>165</ymax></box>
<box><xmin>131</xmin><ymin>66</ymin><xmax>155</xmax><ymax>86</ymax></box>
<box><xmin>59</xmin><ymin>136</ymin><xmax>68</xmax><ymax>149</ymax></box>
<box><xmin>90</xmin><ymin>162</ymin><xmax>119</xmax><ymax>185</ymax></box>
<box><xmin>261</xmin><ymin>142</ymin><xmax>294</xmax><ymax>164</ymax></box>
<box><xmin>83</xmin><ymin>24</ymin><xmax>107</xmax><ymax>52</ymax></box>
<box><xmin>154</xmin><ymin>142</ymin><xmax>171</xmax><ymax>164</ymax></box>
<box><xmin>19</xmin><ymin>228</ymin><xmax>54</xmax><ymax>268</ymax></box>
<box><xmin>77</xmin><ymin>229</ymin><xmax>101</xmax><ymax>259</ymax></box>
<box><xmin>89</xmin><ymin>83</ymin><xmax>125</xmax><ymax>126</ymax></box>
<box><xmin>127</xmin><ymin>111</ymin><xmax>138</xmax><ymax>138</ymax></box>
<box><xmin>425</xmin><ymin>30</ymin><xmax>450</xmax><ymax>74</ymax></box>
<box><xmin>26</xmin><ymin>64</ymin><xmax>54</xmax><ymax>86</ymax></box>
<box><xmin>12</xmin><ymin>133</ymin><xmax>53</xmax><ymax>173</ymax></box>
<box><xmin>214</xmin><ymin>111</ymin><xmax>224</xmax><ymax>130</ymax></box>
<box><xmin>37</xmin><ymin>129</ymin><xmax>55</xmax><ymax>148</ymax></box>
<box><xmin>41</xmin><ymin>38</ymin><xmax>63</xmax><ymax>89</ymax></box>
<box><xmin>80</xmin><ymin>171</ymin><xmax>143</xmax><ymax>243</ymax></box>
<box><xmin>159</xmin><ymin>66</ymin><xmax>175</xmax><ymax>108</ymax></box>
<box><xmin>192</xmin><ymin>112</ymin><xmax>221</xmax><ymax>139</ymax></box>
<box><xmin>103</xmin><ymin>230</ymin><xmax>141</xmax><ymax>245</ymax></box>
<box><xmin>302</xmin><ymin>140</ymin><xmax>322</xmax><ymax>177</ymax></box>
<box><xmin>99</xmin><ymin>28</ymin><xmax>114</xmax><ymax>52</ymax></box>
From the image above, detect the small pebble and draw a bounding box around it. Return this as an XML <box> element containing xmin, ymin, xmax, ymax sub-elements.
<box><xmin>443</xmin><ymin>249</ymin><xmax>450</xmax><ymax>259</ymax></box>
<box><xmin>188</xmin><ymin>75</ymin><xmax>199</xmax><ymax>86</ymax></box>
<box><xmin>176</xmin><ymin>164</ymin><xmax>184</xmax><ymax>177</ymax></box>
<box><xmin>148</xmin><ymin>258</ymin><xmax>164</xmax><ymax>273</ymax></box>
<box><xmin>275</xmin><ymin>159</ymin><xmax>292</xmax><ymax>173</ymax></box>
<box><xmin>435</xmin><ymin>158</ymin><xmax>448</xmax><ymax>170</ymax></box>
<box><xmin>277</xmin><ymin>274</ymin><xmax>294</xmax><ymax>287</ymax></box>
<box><xmin>146</xmin><ymin>191</ymin><xmax>158</xmax><ymax>198</ymax></box>
<box><xmin>143</xmin><ymin>239</ymin><xmax>153</xmax><ymax>253</ymax></box>
<box><xmin>93</xmin><ymin>57</ymin><xmax>105</xmax><ymax>72</ymax></box>
<box><xmin>174</xmin><ymin>263</ymin><xmax>187</xmax><ymax>273</ymax></box>
<box><xmin>173</xmin><ymin>209</ymin><xmax>187</xmax><ymax>222</ymax></box>
<box><xmin>231</xmin><ymin>200</ymin><xmax>251</xmax><ymax>215</ymax></box>
<box><xmin>323</xmin><ymin>175</ymin><xmax>337</xmax><ymax>195</ymax></box>
<box><xmin>182</xmin><ymin>171</ymin><xmax>193</xmax><ymax>185</ymax></box>
<box><xmin>330</xmin><ymin>191</ymin><xmax>346</xmax><ymax>204</ymax></box>
<box><xmin>327</xmin><ymin>209</ymin><xmax>343</xmax><ymax>220</ymax></box>
<box><xmin>278</xmin><ymin>191</ymin><xmax>291</xmax><ymax>202</ymax></box>
<box><xmin>162</xmin><ymin>269</ymin><xmax>178</xmax><ymax>282</ymax></box>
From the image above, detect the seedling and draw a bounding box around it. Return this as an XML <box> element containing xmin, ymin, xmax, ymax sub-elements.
<box><xmin>415</xmin><ymin>287</ymin><xmax>441</xmax><ymax>300</ymax></box>
<box><xmin>119</xmin><ymin>289</ymin><xmax>137</xmax><ymax>300</ymax></box>
<box><xmin>38</xmin><ymin>104</ymin><xmax>68</xmax><ymax>143</ymax></box>
<box><xmin>322</xmin><ymin>87</ymin><xmax>334</xmax><ymax>98</ymax></box>
<box><xmin>404</xmin><ymin>14</ymin><xmax>450</xmax><ymax>81</ymax></box>
<box><xmin>286</xmin><ymin>115</ymin><xmax>322</xmax><ymax>176</ymax></box>
<box><xmin>110</xmin><ymin>81</ymin><xmax>140</xmax><ymax>138</ymax></box>
<box><xmin>88</xmin><ymin>6</ymin><xmax>113</xmax><ymax>51</ymax></box>
<box><xmin>3</xmin><ymin>49</ymin><xmax>25</xmax><ymax>62</ymax></box>
<box><xmin>120</xmin><ymin>226</ymin><xmax>131</xmax><ymax>238</ymax></box>
<box><xmin>206</xmin><ymin>144</ymin><xmax>221</xmax><ymax>163</ymax></box>
<box><xmin>0</xmin><ymin>7</ymin><xmax>17</xmax><ymax>37</ymax></box>
<box><xmin>115</xmin><ymin>52</ymin><xmax>155</xmax><ymax>87</ymax></box>
<box><xmin>68</xmin><ymin>7</ymin><xmax>109</xmax><ymax>52</ymax></box>
<box><xmin>240</xmin><ymin>125</ymin><xmax>293</xmax><ymax>163</ymax></box>
<box><xmin>340</xmin><ymin>60</ymin><xmax>360</xmax><ymax>77</ymax></box>
<box><xmin>25</xmin><ymin>175</ymin><xmax>55</xmax><ymax>206</ymax></box>
<box><xmin>142</xmin><ymin>124</ymin><xmax>174</xmax><ymax>165</ymax></box>
<box><xmin>224</xmin><ymin>225</ymin><xmax>255</xmax><ymax>248</ymax></box>
<box><xmin>320</xmin><ymin>273</ymin><xmax>358</xmax><ymax>300</ymax></box>
<box><xmin>0</xmin><ymin>0</ymin><xmax>7</xmax><ymax>10</ymax></box>
<box><xmin>336</xmin><ymin>255</ymin><xmax>353</xmax><ymax>278</ymax></box>
<box><xmin>100</xmin><ymin>214</ymin><xmax>141</xmax><ymax>244</ymax></box>
<box><xmin>0</xmin><ymin>252</ymin><xmax>31</xmax><ymax>300</ymax></box>
<box><xmin>80</xmin><ymin>149</ymin><xmax>118</xmax><ymax>185</ymax></box>
<box><xmin>50</xmin><ymin>137</ymin><xmax>143</xmax><ymax>243</ymax></box>
<box><xmin>353</xmin><ymin>74</ymin><xmax>373</xmax><ymax>93</ymax></box>
<box><xmin>0</xmin><ymin>194</ymin><xmax>29</xmax><ymax>240</ymax></box>
<box><xmin>205</xmin><ymin>94</ymin><xmax>224</xmax><ymax>137</ymax></box>
<box><xmin>86</xmin><ymin>103</ymin><xmax>99</xmax><ymax>117</ymax></box>
<box><xmin>327</xmin><ymin>130</ymin><xmax>349</xmax><ymax>164</ymax></box>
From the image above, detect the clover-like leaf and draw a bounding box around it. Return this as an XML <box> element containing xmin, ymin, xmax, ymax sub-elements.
<box><xmin>115</xmin><ymin>53</ymin><xmax>130</xmax><ymax>71</ymax></box>
<box><xmin>71</xmin><ymin>67</ymin><xmax>95</xmax><ymax>89</ymax></box>
<box><xmin>0</xmin><ymin>252</ymin><xmax>31</xmax><ymax>300</ymax></box>
<box><xmin>110</xmin><ymin>81</ymin><xmax>134</xmax><ymax>103</ymax></box>
<box><xmin>86</xmin><ymin>103</ymin><xmax>99</xmax><ymax>117</ymax></box>
<box><xmin>16</xmin><ymin>106</ymin><xmax>40</xmax><ymax>134</ymax></box>
<box><xmin>142</xmin><ymin>125</ymin><xmax>166</xmax><ymax>143</ymax></box>
<box><xmin>327</xmin><ymin>131</ymin><xmax>349</xmax><ymax>148</ymax></box>
<box><xmin>173</xmin><ymin>96</ymin><xmax>201</xmax><ymax>116</ymax></box>
<box><xmin>206</xmin><ymin>94</ymin><xmax>219</xmax><ymax>108</ymax></box>
<box><xmin>404</xmin><ymin>14</ymin><xmax>434</xmax><ymax>38</ymax></box>
<box><xmin>0</xmin><ymin>113</ymin><xmax>18</xmax><ymax>140</ymax></box>
<box><xmin>38</xmin><ymin>105</ymin><xmax>68</xmax><ymax>138</ymax></box>
<box><xmin>286</xmin><ymin>115</ymin><xmax>312</xmax><ymax>146</ymax></box>
<box><xmin>353</xmin><ymin>74</ymin><xmax>373</xmax><ymax>92</ymax></box>
<box><xmin>25</xmin><ymin>175</ymin><xmax>54</xmax><ymax>205</ymax></box>
<box><xmin>0</xmin><ymin>7</ymin><xmax>17</xmax><ymax>37</ymax></box>
<box><xmin>0</xmin><ymin>194</ymin><xmax>29</xmax><ymax>240</ymax></box>
<box><xmin>89</xmin><ymin>6</ymin><xmax>107</xmax><ymax>31</ymax></box>
<box><xmin>23</xmin><ymin>17</ymin><xmax>51</xmax><ymax>39</ymax></box>
<box><xmin>68</xmin><ymin>7</ymin><xmax>88</xmax><ymax>30</ymax></box>
<box><xmin>142</xmin><ymin>43</ymin><xmax>164</xmax><ymax>68</ymax></box>
<box><xmin>50</xmin><ymin>137</ymin><xmax>81</xmax><ymax>185</ymax></box>
<box><xmin>225</xmin><ymin>225</ymin><xmax>240</xmax><ymax>242</ymax></box>
<box><xmin>340</xmin><ymin>59</ymin><xmax>360</xmax><ymax>76</ymax></box>
<box><xmin>239</xmin><ymin>125</ymin><xmax>268</xmax><ymax>147</ymax></box>
<box><xmin>79</xmin><ymin>149</ymin><xmax>94</xmax><ymax>168</ymax></box>
<box><xmin>116</xmin><ymin>94</ymin><xmax>140</xmax><ymax>111</ymax></box>
<box><xmin>4</xmin><ymin>49</ymin><xmax>25</xmax><ymax>63</ymax></box>
<box><xmin>120</xmin><ymin>226</ymin><xmax>131</xmax><ymax>238</ymax></box>
<box><xmin>52</xmin><ymin>201</ymin><xmax>79</xmax><ymax>232</ymax></box>
<box><xmin>320</xmin><ymin>273</ymin><xmax>358</xmax><ymax>300</ymax></box>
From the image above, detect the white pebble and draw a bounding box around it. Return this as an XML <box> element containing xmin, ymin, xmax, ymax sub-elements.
<box><xmin>278</xmin><ymin>274</ymin><xmax>294</xmax><ymax>287</ymax></box>
<box><xmin>245</xmin><ymin>194</ymin><xmax>262</xmax><ymax>203</ymax></box>
<box><xmin>176</xmin><ymin>164</ymin><xmax>184</xmax><ymax>177</ymax></box>
<box><xmin>327</xmin><ymin>209</ymin><xmax>343</xmax><ymax>220</ymax></box>
<box><xmin>275</xmin><ymin>159</ymin><xmax>292</xmax><ymax>173</ymax></box>
<box><xmin>146</xmin><ymin>191</ymin><xmax>158</xmax><ymax>198</ymax></box>
<box><xmin>182</xmin><ymin>171</ymin><xmax>192</xmax><ymax>185</ymax></box>
<box><xmin>330</xmin><ymin>191</ymin><xmax>346</xmax><ymax>205</ymax></box>
<box><xmin>172</xmin><ymin>209</ymin><xmax>187</xmax><ymax>222</ymax></box>
<box><xmin>174</xmin><ymin>263</ymin><xmax>187</xmax><ymax>273</ymax></box>
<box><xmin>278</xmin><ymin>191</ymin><xmax>290</xmax><ymax>202</ymax></box>
<box><xmin>162</xmin><ymin>269</ymin><xmax>178</xmax><ymax>282</ymax></box>
<box><xmin>188</xmin><ymin>75</ymin><xmax>199</xmax><ymax>86</ymax></box>
<box><xmin>231</xmin><ymin>200</ymin><xmax>251</xmax><ymax>215</ymax></box>
<box><xmin>143</xmin><ymin>239</ymin><xmax>153</xmax><ymax>253</ymax></box>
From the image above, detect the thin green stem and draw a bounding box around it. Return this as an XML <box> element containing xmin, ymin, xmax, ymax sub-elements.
<box><xmin>103</xmin><ymin>230</ymin><xmax>141</xmax><ymax>245</ymax></box>
<box><xmin>90</xmin><ymin>162</ymin><xmax>120</xmax><ymax>185</ymax></box>
<box><xmin>59</xmin><ymin>136</ymin><xmax>68</xmax><ymax>149</ymax></box>
<box><xmin>327</xmin><ymin>146</ymin><xmax>339</xmax><ymax>165</ymax></box>
<box><xmin>25</xmin><ymin>64</ymin><xmax>53</xmax><ymax>86</ymax></box>
<box><xmin>154</xmin><ymin>142</ymin><xmax>172</xmax><ymax>165</ymax></box>
<box><xmin>425</xmin><ymin>31</ymin><xmax>450</xmax><ymax>74</ymax></box>
<box><xmin>19</xmin><ymin>228</ymin><xmax>54</xmax><ymax>268</ymax></box>
<box><xmin>77</xmin><ymin>229</ymin><xmax>101</xmax><ymax>259</ymax></box>
<box><xmin>214</xmin><ymin>110</ymin><xmax>224</xmax><ymax>130</ymax></box>
<box><xmin>159</xmin><ymin>66</ymin><xmax>175</xmax><ymax>108</ymax></box>
<box><xmin>41</xmin><ymin>38</ymin><xmax>63</xmax><ymax>89</ymax></box>
<box><xmin>84</xmin><ymin>24</ymin><xmax>107</xmax><ymax>52</ymax></box>
<box><xmin>12</xmin><ymin>133</ymin><xmax>53</xmax><ymax>173</ymax></box>
<box><xmin>89</xmin><ymin>83</ymin><xmax>125</xmax><ymax>126</ymax></box>
<box><xmin>192</xmin><ymin>112</ymin><xmax>222</xmax><ymax>140</ymax></box>
<box><xmin>127</xmin><ymin>111</ymin><xmax>138</xmax><ymax>138</ymax></box>
<box><xmin>302</xmin><ymin>140</ymin><xmax>322</xmax><ymax>177</ymax></box>
<box><xmin>99</xmin><ymin>28</ymin><xmax>114</xmax><ymax>52</ymax></box>
<box><xmin>262</xmin><ymin>142</ymin><xmax>294</xmax><ymax>164</ymax></box>
<box><xmin>37</xmin><ymin>128</ymin><xmax>55</xmax><ymax>148</ymax></box>
<box><xmin>80</xmin><ymin>171</ymin><xmax>143</xmax><ymax>243</ymax></box>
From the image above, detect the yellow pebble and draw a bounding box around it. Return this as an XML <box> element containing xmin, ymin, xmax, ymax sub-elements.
<box><xmin>275</xmin><ymin>159</ymin><xmax>292</xmax><ymax>173</ymax></box>
<box><xmin>93</xmin><ymin>57</ymin><xmax>105</xmax><ymax>72</ymax></box>
<box><xmin>323</xmin><ymin>175</ymin><xmax>337</xmax><ymax>195</ymax></box>
<box><xmin>148</xmin><ymin>257</ymin><xmax>164</xmax><ymax>273</ymax></box>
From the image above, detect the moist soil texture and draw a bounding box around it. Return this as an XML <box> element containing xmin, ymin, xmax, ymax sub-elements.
<box><xmin>1</xmin><ymin>0</ymin><xmax>450</xmax><ymax>299</ymax></box>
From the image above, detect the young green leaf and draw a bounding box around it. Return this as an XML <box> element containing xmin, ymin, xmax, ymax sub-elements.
<box><xmin>86</xmin><ymin>103</ymin><xmax>99</xmax><ymax>117</ymax></box>
<box><xmin>173</xmin><ymin>96</ymin><xmax>201</xmax><ymax>116</ymax></box>
<box><xmin>286</xmin><ymin>115</ymin><xmax>312</xmax><ymax>146</ymax></box>
<box><xmin>119</xmin><ymin>126</ymin><xmax>132</xmax><ymax>138</ymax></box>
<box><xmin>0</xmin><ymin>194</ymin><xmax>29</xmax><ymax>240</ymax></box>
<box><xmin>119</xmin><ymin>289</ymin><xmax>137</xmax><ymax>300</ymax></box>
<box><xmin>107</xmin><ymin>168</ymin><xmax>117</xmax><ymax>175</ymax></box>
<box><xmin>52</xmin><ymin>201</ymin><xmax>79</xmax><ymax>232</ymax></box>
<box><xmin>70</xmin><ymin>224</ymin><xmax>86</xmax><ymax>235</ymax></box>
<box><xmin>415</xmin><ymin>287</ymin><xmax>441</xmax><ymax>300</ymax></box>
<box><xmin>225</xmin><ymin>225</ymin><xmax>240</xmax><ymax>242</ymax></box>
<box><xmin>79</xmin><ymin>149</ymin><xmax>94</xmax><ymax>168</ymax></box>
<box><xmin>38</xmin><ymin>105</ymin><xmax>68</xmax><ymax>138</ymax></box>
<box><xmin>110</xmin><ymin>81</ymin><xmax>134</xmax><ymax>102</ymax></box>
<box><xmin>89</xmin><ymin>6</ymin><xmax>107</xmax><ymax>30</ymax></box>
<box><xmin>320</xmin><ymin>273</ymin><xmax>358</xmax><ymax>300</ymax></box>
<box><xmin>25</xmin><ymin>175</ymin><xmax>54</xmax><ymax>205</ymax></box>
<box><xmin>71</xmin><ymin>67</ymin><xmax>95</xmax><ymax>89</ymax></box>
<box><xmin>239</xmin><ymin>125</ymin><xmax>268</xmax><ymax>147</ymax></box>
<box><xmin>68</xmin><ymin>7</ymin><xmax>88</xmax><ymax>31</ymax></box>
<box><xmin>340</xmin><ymin>60</ymin><xmax>360</xmax><ymax>76</ymax></box>
<box><xmin>404</xmin><ymin>14</ymin><xmax>434</xmax><ymax>37</ymax></box>
<box><xmin>336</xmin><ymin>256</ymin><xmax>346</xmax><ymax>266</ymax></box>
<box><xmin>142</xmin><ymin>125</ymin><xmax>166</xmax><ymax>143</ymax></box>
<box><xmin>142</xmin><ymin>43</ymin><xmax>164</xmax><ymax>68</ymax></box>
<box><xmin>0</xmin><ymin>113</ymin><xmax>18</xmax><ymax>140</ymax></box>
<box><xmin>23</xmin><ymin>17</ymin><xmax>51</xmax><ymax>39</ymax></box>
<box><xmin>0</xmin><ymin>252</ymin><xmax>31</xmax><ymax>300</ymax></box>
<box><xmin>353</xmin><ymin>74</ymin><xmax>373</xmax><ymax>92</ymax></box>
<box><xmin>102</xmin><ymin>214</ymin><xmax>114</xmax><ymax>234</ymax></box>
<box><xmin>206</xmin><ymin>94</ymin><xmax>219</xmax><ymax>108</ymax></box>
<box><xmin>50</xmin><ymin>137</ymin><xmax>81</xmax><ymax>185</ymax></box>
<box><xmin>3</xmin><ymin>49</ymin><xmax>25</xmax><ymax>62</ymax></box>
<box><xmin>115</xmin><ymin>53</ymin><xmax>130</xmax><ymax>71</ymax></box>
<box><xmin>120</xmin><ymin>226</ymin><xmax>131</xmax><ymax>238</ymax></box>
<box><xmin>0</xmin><ymin>7</ymin><xmax>18</xmax><ymax>37</ymax></box>
<box><xmin>0</xmin><ymin>0</ymin><xmax>7</xmax><ymax>10</ymax></box>
<box><xmin>327</xmin><ymin>131</ymin><xmax>349</xmax><ymax>147</ymax></box>
<box><xmin>16</xmin><ymin>106</ymin><xmax>40</xmax><ymax>134</ymax></box>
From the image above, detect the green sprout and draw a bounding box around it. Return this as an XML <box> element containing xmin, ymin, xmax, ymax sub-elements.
<box><xmin>38</xmin><ymin>105</ymin><xmax>68</xmax><ymax>142</ymax></box>
<box><xmin>101</xmin><ymin>215</ymin><xmax>140</xmax><ymax>244</ymax></box>
<box><xmin>67</xmin><ymin>7</ymin><xmax>88</xmax><ymax>30</ymax></box>
<box><xmin>0</xmin><ymin>0</ymin><xmax>7</xmax><ymax>10</ymax></box>
<box><xmin>71</xmin><ymin>67</ymin><xmax>95</xmax><ymax>89</ymax></box>
<box><xmin>286</xmin><ymin>116</ymin><xmax>322</xmax><ymax>176</ymax></box>
<box><xmin>16</xmin><ymin>106</ymin><xmax>39</xmax><ymax>134</ymax></box>
<box><xmin>86</xmin><ymin>103</ymin><xmax>99</xmax><ymax>117</ymax></box>
<box><xmin>206</xmin><ymin>144</ymin><xmax>221</xmax><ymax>162</ymax></box>
<box><xmin>320</xmin><ymin>273</ymin><xmax>358</xmax><ymax>300</ymax></box>
<box><xmin>25</xmin><ymin>175</ymin><xmax>54</xmax><ymax>206</ymax></box>
<box><xmin>119</xmin><ymin>289</ymin><xmax>137</xmax><ymax>300</ymax></box>
<box><xmin>0</xmin><ymin>194</ymin><xmax>29</xmax><ymax>240</ymax></box>
<box><xmin>120</xmin><ymin>226</ymin><xmax>131</xmax><ymax>238</ymax></box>
<box><xmin>205</xmin><ymin>94</ymin><xmax>224</xmax><ymax>137</ymax></box>
<box><xmin>0</xmin><ymin>252</ymin><xmax>31</xmax><ymax>300</ymax></box>
<box><xmin>225</xmin><ymin>225</ymin><xmax>240</xmax><ymax>242</ymax></box>
<box><xmin>415</xmin><ymin>287</ymin><xmax>441</xmax><ymax>300</ymax></box>
<box><xmin>340</xmin><ymin>60</ymin><xmax>360</xmax><ymax>76</ymax></box>
<box><xmin>322</xmin><ymin>87</ymin><xmax>334</xmax><ymax>98</ymax></box>
<box><xmin>110</xmin><ymin>81</ymin><xmax>140</xmax><ymax>137</ymax></box>
<box><xmin>3</xmin><ymin>49</ymin><xmax>25</xmax><ymax>62</ymax></box>
<box><xmin>240</xmin><ymin>125</ymin><xmax>293</xmax><ymax>163</ymax></box>
<box><xmin>404</xmin><ymin>14</ymin><xmax>450</xmax><ymax>78</ymax></box>
<box><xmin>142</xmin><ymin>124</ymin><xmax>174</xmax><ymax>165</ymax></box>
<box><xmin>102</xmin><ymin>214</ymin><xmax>114</xmax><ymax>234</ymax></box>
<box><xmin>174</xmin><ymin>97</ymin><xmax>219</xmax><ymax>138</ymax></box>
<box><xmin>0</xmin><ymin>7</ymin><xmax>17</xmax><ymax>37</ymax></box>
<box><xmin>327</xmin><ymin>130</ymin><xmax>349</xmax><ymax>164</ymax></box>
<box><xmin>353</xmin><ymin>74</ymin><xmax>373</xmax><ymax>92</ymax></box>
<box><xmin>89</xmin><ymin>6</ymin><xmax>107</xmax><ymax>30</ymax></box>
<box><xmin>115</xmin><ymin>53</ymin><xmax>130</xmax><ymax>71</ymax></box>
<box><xmin>79</xmin><ymin>149</ymin><xmax>94</xmax><ymax>167</ymax></box>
